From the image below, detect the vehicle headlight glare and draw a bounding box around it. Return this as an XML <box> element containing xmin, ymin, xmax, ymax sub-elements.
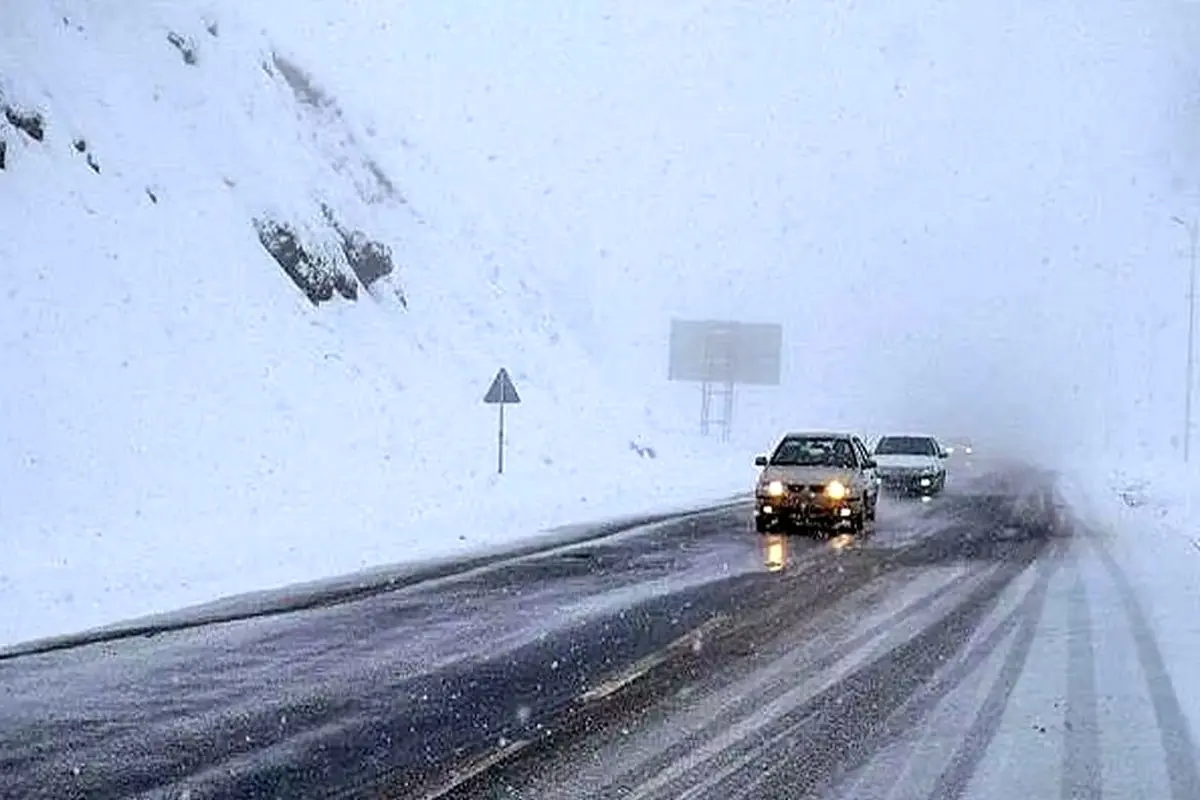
<box><xmin>766</xmin><ymin>480</ymin><xmax>785</xmax><ymax>497</ymax></box>
<box><xmin>825</xmin><ymin>480</ymin><xmax>848</xmax><ymax>500</ymax></box>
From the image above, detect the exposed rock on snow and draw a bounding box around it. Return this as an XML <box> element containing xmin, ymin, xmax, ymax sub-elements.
<box><xmin>321</xmin><ymin>204</ymin><xmax>398</xmax><ymax>293</ymax></box>
<box><xmin>254</xmin><ymin>217</ymin><xmax>358</xmax><ymax>305</ymax></box>
<box><xmin>166</xmin><ymin>31</ymin><xmax>198</xmax><ymax>66</ymax></box>
<box><xmin>4</xmin><ymin>105</ymin><xmax>44</xmax><ymax>142</ymax></box>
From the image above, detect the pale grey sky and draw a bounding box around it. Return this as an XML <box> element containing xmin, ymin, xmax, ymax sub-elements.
<box><xmin>267</xmin><ymin>0</ymin><xmax>1198</xmax><ymax>456</ymax></box>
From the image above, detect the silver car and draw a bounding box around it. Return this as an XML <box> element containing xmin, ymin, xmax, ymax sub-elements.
<box><xmin>753</xmin><ymin>431</ymin><xmax>880</xmax><ymax>535</ymax></box>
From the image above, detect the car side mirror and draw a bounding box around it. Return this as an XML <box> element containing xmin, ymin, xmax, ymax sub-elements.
<box><xmin>754</xmin><ymin>455</ymin><xmax>768</xmax><ymax>467</ymax></box>
<box><xmin>939</xmin><ymin>451</ymin><xmax>949</xmax><ymax>459</ymax></box>
<box><xmin>864</xmin><ymin>458</ymin><xmax>877</xmax><ymax>469</ymax></box>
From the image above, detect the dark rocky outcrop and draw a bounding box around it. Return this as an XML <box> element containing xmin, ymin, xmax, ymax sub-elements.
<box><xmin>4</xmin><ymin>106</ymin><xmax>44</xmax><ymax>141</ymax></box>
<box><xmin>72</xmin><ymin>138</ymin><xmax>99</xmax><ymax>173</ymax></box>
<box><xmin>629</xmin><ymin>441</ymin><xmax>657</xmax><ymax>459</ymax></box>
<box><xmin>319</xmin><ymin>205</ymin><xmax>399</xmax><ymax>294</ymax></box>
<box><xmin>254</xmin><ymin>218</ymin><xmax>357</xmax><ymax>305</ymax></box>
<box><xmin>339</xmin><ymin>230</ymin><xmax>394</xmax><ymax>288</ymax></box>
<box><xmin>166</xmin><ymin>32</ymin><xmax>197</xmax><ymax>65</ymax></box>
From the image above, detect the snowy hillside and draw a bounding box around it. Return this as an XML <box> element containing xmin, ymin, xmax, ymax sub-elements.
<box><xmin>0</xmin><ymin>2</ymin><xmax>749</xmax><ymax>647</ymax></box>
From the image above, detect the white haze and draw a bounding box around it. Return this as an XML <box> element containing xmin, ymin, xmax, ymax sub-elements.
<box><xmin>263</xmin><ymin>0</ymin><xmax>1198</xmax><ymax>462</ymax></box>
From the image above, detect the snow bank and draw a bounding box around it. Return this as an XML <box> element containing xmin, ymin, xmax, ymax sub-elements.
<box><xmin>1059</xmin><ymin>460</ymin><xmax>1200</xmax><ymax>741</ymax></box>
<box><xmin>1061</xmin><ymin>460</ymin><xmax>1200</xmax><ymax>546</ymax></box>
<box><xmin>0</xmin><ymin>2</ymin><xmax>755</xmax><ymax>648</ymax></box>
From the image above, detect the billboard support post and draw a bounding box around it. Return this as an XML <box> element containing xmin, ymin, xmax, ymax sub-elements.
<box><xmin>668</xmin><ymin>319</ymin><xmax>782</xmax><ymax>441</ymax></box>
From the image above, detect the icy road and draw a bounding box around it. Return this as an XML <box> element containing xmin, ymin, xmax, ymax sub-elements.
<box><xmin>0</xmin><ymin>465</ymin><xmax>1196</xmax><ymax>799</ymax></box>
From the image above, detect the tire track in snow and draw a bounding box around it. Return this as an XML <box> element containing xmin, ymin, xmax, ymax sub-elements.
<box><xmin>912</xmin><ymin>485</ymin><xmax>1074</xmax><ymax>800</ymax></box>
<box><xmin>1060</xmin><ymin>567</ymin><xmax>1101</xmax><ymax>800</ymax></box>
<box><xmin>598</xmin><ymin>565</ymin><xmax>992</xmax><ymax>798</ymax></box>
<box><xmin>438</xmin><ymin>477</ymin><xmax>1061</xmax><ymax>800</ymax></box>
<box><xmin>820</xmin><ymin>535</ymin><xmax>1064</xmax><ymax>800</ymax></box>
<box><xmin>465</xmin><ymin>492</ymin><xmax>1030</xmax><ymax>799</ymax></box>
<box><xmin>920</xmin><ymin>543</ymin><xmax>1061</xmax><ymax>799</ymax></box>
<box><xmin>1088</xmin><ymin>537</ymin><xmax>1200</xmax><ymax>800</ymax></box>
<box><xmin>698</xmin><ymin>534</ymin><xmax>1059</xmax><ymax>799</ymax></box>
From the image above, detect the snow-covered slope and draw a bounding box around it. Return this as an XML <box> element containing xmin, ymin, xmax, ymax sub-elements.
<box><xmin>0</xmin><ymin>2</ymin><xmax>750</xmax><ymax>647</ymax></box>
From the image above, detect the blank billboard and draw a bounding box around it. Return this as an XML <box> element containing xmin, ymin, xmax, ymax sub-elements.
<box><xmin>668</xmin><ymin>319</ymin><xmax>782</xmax><ymax>385</ymax></box>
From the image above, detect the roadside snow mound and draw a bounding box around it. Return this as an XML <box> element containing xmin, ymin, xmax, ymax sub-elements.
<box><xmin>1059</xmin><ymin>460</ymin><xmax>1200</xmax><ymax>742</ymax></box>
<box><xmin>0</xmin><ymin>2</ymin><xmax>749</xmax><ymax>647</ymax></box>
<box><xmin>1062</xmin><ymin>461</ymin><xmax>1200</xmax><ymax>536</ymax></box>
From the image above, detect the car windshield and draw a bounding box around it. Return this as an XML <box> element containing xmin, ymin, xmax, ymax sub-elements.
<box><xmin>875</xmin><ymin>436</ymin><xmax>938</xmax><ymax>456</ymax></box>
<box><xmin>771</xmin><ymin>437</ymin><xmax>857</xmax><ymax>468</ymax></box>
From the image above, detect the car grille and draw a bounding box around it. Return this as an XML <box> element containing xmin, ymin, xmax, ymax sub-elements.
<box><xmin>881</xmin><ymin>470</ymin><xmax>936</xmax><ymax>487</ymax></box>
<box><xmin>788</xmin><ymin>483</ymin><xmax>826</xmax><ymax>494</ymax></box>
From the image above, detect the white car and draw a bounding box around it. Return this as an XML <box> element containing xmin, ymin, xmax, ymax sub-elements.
<box><xmin>872</xmin><ymin>434</ymin><xmax>948</xmax><ymax>495</ymax></box>
<box><xmin>945</xmin><ymin>438</ymin><xmax>975</xmax><ymax>459</ymax></box>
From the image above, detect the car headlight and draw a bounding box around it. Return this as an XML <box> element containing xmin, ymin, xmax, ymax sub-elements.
<box><xmin>825</xmin><ymin>480</ymin><xmax>848</xmax><ymax>500</ymax></box>
<box><xmin>766</xmin><ymin>480</ymin><xmax>785</xmax><ymax>497</ymax></box>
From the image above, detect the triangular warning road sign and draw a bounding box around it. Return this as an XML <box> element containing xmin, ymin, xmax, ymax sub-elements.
<box><xmin>483</xmin><ymin>367</ymin><xmax>521</xmax><ymax>404</ymax></box>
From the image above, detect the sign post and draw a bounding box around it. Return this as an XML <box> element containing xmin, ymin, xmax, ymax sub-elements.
<box><xmin>483</xmin><ymin>367</ymin><xmax>521</xmax><ymax>474</ymax></box>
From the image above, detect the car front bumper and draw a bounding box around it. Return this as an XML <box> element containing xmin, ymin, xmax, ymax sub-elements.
<box><xmin>879</xmin><ymin>471</ymin><xmax>942</xmax><ymax>494</ymax></box>
<box><xmin>755</xmin><ymin>494</ymin><xmax>861</xmax><ymax>528</ymax></box>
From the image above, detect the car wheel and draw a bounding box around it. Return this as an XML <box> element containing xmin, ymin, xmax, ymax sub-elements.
<box><xmin>755</xmin><ymin>516</ymin><xmax>772</xmax><ymax>534</ymax></box>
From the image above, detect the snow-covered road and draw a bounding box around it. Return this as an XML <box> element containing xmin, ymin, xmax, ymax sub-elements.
<box><xmin>438</xmin><ymin>465</ymin><xmax>1200</xmax><ymax>800</ymax></box>
<box><xmin>1</xmin><ymin>463</ymin><xmax>1197</xmax><ymax>799</ymax></box>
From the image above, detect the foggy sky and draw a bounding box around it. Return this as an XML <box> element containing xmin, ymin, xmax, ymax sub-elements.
<box><xmin>269</xmin><ymin>0</ymin><xmax>1199</xmax><ymax>460</ymax></box>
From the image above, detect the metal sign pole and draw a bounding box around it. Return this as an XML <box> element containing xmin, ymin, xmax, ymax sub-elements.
<box><xmin>723</xmin><ymin>380</ymin><xmax>735</xmax><ymax>442</ymax></box>
<box><xmin>498</xmin><ymin>401</ymin><xmax>506</xmax><ymax>474</ymax></box>
<box><xmin>483</xmin><ymin>367</ymin><xmax>521</xmax><ymax>475</ymax></box>
<box><xmin>1186</xmin><ymin>221</ymin><xmax>1197</xmax><ymax>463</ymax></box>
<box><xmin>1173</xmin><ymin>216</ymin><xmax>1198</xmax><ymax>463</ymax></box>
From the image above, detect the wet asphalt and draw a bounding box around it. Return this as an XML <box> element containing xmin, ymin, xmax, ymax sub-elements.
<box><xmin>0</xmin><ymin>462</ymin><xmax>1124</xmax><ymax>800</ymax></box>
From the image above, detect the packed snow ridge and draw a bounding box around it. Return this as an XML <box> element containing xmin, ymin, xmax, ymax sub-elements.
<box><xmin>0</xmin><ymin>2</ymin><xmax>752</xmax><ymax>647</ymax></box>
